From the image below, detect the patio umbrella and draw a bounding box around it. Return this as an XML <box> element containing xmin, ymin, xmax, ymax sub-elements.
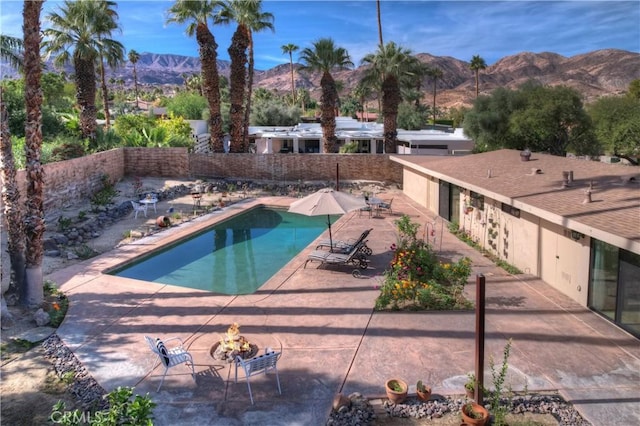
<box><xmin>288</xmin><ymin>188</ymin><xmax>367</xmax><ymax>252</ymax></box>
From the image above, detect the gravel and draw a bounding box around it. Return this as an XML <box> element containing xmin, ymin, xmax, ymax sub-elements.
<box><xmin>326</xmin><ymin>392</ymin><xmax>591</xmax><ymax>425</ymax></box>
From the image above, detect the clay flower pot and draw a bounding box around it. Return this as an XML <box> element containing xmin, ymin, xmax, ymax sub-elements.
<box><xmin>385</xmin><ymin>378</ymin><xmax>408</xmax><ymax>404</ymax></box>
<box><xmin>416</xmin><ymin>380</ymin><xmax>432</xmax><ymax>401</ymax></box>
<box><xmin>461</xmin><ymin>402</ymin><xmax>489</xmax><ymax>426</ymax></box>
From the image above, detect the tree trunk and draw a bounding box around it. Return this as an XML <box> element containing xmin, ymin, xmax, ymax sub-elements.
<box><xmin>99</xmin><ymin>58</ymin><xmax>111</xmax><ymax>128</ymax></box>
<box><xmin>195</xmin><ymin>23</ymin><xmax>224</xmax><ymax>153</ymax></box>
<box><xmin>0</xmin><ymin>89</ymin><xmax>26</xmax><ymax>292</ymax></box>
<box><xmin>382</xmin><ymin>75</ymin><xmax>400</xmax><ymax>154</ymax></box>
<box><xmin>23</xmin><ymin>0</ymin><xmax>45</xmax><ymax>307</ymax></box>
<box><xmin>133</xmin><ymin>64</ymin><xmax>139</xmax><ymax>109</ymax></box>
<box><xmin>228</xmin><ymin>25</ymin><xmax>249</xmax><ymax>153</ymax></box>
<box><xmin>289</xmin><ymin>53</ymin><xmax>296</xmax><ymax>105</ymax></box>
<box><xmin>74</xmin><ymin>55</ymin><xmax>98</xmax><ymax>141</ymax></box>
<box><xmin>320</xmin><ymin>72</ymin><xmax>338</xmax><ymax>153</ymax></box>
<box><xmin>242</xmin><ymin>32</ymin><xmax>255</xmax><ymax>152</ymax></box>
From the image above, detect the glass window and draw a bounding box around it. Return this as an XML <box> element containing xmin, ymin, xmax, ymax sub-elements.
<box><xmin>618</xmin><ymin>250</ymin><xmax>640</xmax><ymax>337</ymax></box>
<box><xmin>588</xmin><ymin>239</ymin><xmax>619</xmax><ymax>321</ymax></box>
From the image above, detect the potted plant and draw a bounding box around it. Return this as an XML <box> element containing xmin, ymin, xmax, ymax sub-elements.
<box><xmin>461</xmin><ymin>402</ymin><xmax>489</xmax><ymax>426</ymax></box>
<box><xmin>416</xmin><ymin>380</ymin><xmax>431</xmax><ymax>401</ymax></box>
<box><xmin>464</xmin><ymin>373</ymin><xmax>476</xmax><ymax>399</ymax></box>
<box><xmin>156</xmin><ymin>216</ymin><xmax>171</xmax><ymax>228</ymax></box>
<box><xmin>385</xmin><ymin>378</ymin><xmax>408</xmax><ymax>404</ymax></box>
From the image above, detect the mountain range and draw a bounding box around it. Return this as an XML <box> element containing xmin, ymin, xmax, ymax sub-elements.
<box><xmin>2</xmin><ymin>48</ymin><xmax>638</xmax><ymax>109</ymax></box>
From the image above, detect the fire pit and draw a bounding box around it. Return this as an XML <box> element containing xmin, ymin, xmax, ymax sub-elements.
<box><xmin>210</xmin><ymin>323</ymin><xmax>258</xmax><ymax>363</ymax></box>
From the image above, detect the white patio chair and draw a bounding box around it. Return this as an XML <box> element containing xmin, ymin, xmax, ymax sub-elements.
<box><xmin>234</xmin><ymin>348</ymin><xmax>282</xmax><ymax>404</ymax></box>
<box><xmin>144</xmin><ymin>336</ymin><xmax>195</xmax><ymax>391</ymax></box>
<box><xmin>131</xmin><ymin>200</ymin><xmax>147</xmax><ymax>219</ymax></box>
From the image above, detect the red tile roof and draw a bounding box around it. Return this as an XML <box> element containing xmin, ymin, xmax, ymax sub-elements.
<box><xmin>392</xmin><ymin>150</ymin><xmax>640</xmax><ymax>250</ymax></box>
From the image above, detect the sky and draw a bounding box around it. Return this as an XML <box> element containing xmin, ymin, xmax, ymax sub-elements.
<box><xmin>1</xmin><ymin>0</ymin><xmax>638</xmax><ymax>70</ymax></box>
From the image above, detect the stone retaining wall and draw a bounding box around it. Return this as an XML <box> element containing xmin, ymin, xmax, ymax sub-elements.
<box><xmin>14</xmin><ymin>148</ymin><xmax>402</xmax><ymax>213</ymax></box>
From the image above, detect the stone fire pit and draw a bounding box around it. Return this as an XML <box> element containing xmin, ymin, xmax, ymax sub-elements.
<box><xmin>210</xmin><ymin>323</ymin><xmax>258</xmax><ymax>363</ymax></box>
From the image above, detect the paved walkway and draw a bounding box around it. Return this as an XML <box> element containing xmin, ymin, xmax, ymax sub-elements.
<box><xmin>46</xmin><ymin>193</ymin><xmax>640</xmax><ymax>426</ymax></box>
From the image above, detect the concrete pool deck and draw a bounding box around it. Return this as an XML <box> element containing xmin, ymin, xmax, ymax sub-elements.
<box><xmin>46</xmin><ymin>193</ymin><xmax>640</xmax><ymax>425</ymax></box>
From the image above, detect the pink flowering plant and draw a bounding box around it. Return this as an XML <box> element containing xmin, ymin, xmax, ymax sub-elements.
<box><xmin>375</xmin><ymin>215</ymin><xmax>472</xmax><ymax>310</ymax></box>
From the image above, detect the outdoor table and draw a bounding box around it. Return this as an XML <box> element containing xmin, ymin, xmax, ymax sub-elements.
<box><xmin>368</xmin><ymin>197</ymin><xmax>383</xmax><ymax>217</ymax></box>
<box><xmin>139</xmin><ymin>196</ymin><xmax>158</xmax><ymax>213</ymax></box>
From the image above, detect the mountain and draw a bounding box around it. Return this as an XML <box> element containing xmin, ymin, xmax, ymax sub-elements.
<box><xmin>1</xmin><ymin>49</ymin><xmax>638</xmax><ymax>108</ymax></box>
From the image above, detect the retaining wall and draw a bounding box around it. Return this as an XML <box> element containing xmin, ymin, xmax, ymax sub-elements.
<box><xmin>14</xmin><ymin>148</ymin><xmax>402</xmax><ymax>213</ymax></box>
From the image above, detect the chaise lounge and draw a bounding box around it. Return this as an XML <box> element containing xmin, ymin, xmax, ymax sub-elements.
<box><xmin>315</xmin><ymin>228</ymin><xmax>373</xmax><ymax>256</ymax></box>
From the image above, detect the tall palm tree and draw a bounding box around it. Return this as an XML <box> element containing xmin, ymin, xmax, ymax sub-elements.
<box><xmin>427</xmin><ymin>66</ymin><xmax>443</xmax><ymax>128</ymax></box>
<box><xmin>299</xmin><ymin>38</ymin><xmax>353</xmax><ymax>153</ymax></box>
<box><xmin>361</xmin><ymin>42</ymin><xmax>415</xmax><ymax>153</ymax></box>
<box><xmin>376</xmin><ymin>0</ymin><xmax>383</xmax><ymax>46</ymax></box>
<box><xmin>353</xmin><ymin>82</ymin><xmax>373</xmax><ymax>122</ymax></box>
<box><xmin>23</xmin><ymin>0</ymin><xmax>45</xmax><ymax>306</ymax></box>
<box><xmin>96</xmin><ymin>4</ymin><xmax>125</xmax><ymax>129</ymax></box>
<box><xmin>167</xmin><ymin>0</ymin><xmax>225</xmax><ymax>153</ymax></box>
<box><xmin>43</xmin><ymin>0</ymin><xmax>122</xmax><ymax>141</ymax></box>
<box><xmin>0</xmin><ymin>35</ymin><xmax>26</xmax><ymax>298</ymax></box>
<box><xmin>128</xmin><ymin>49</ymin><xmax>140</xmax><ymax>109</ymax></box>
<box><xmin>282</xmin><ymin>43</ymin><xmax>299</xmax><ymax>105</ymax></box>
<box><xmin>470</xmin><ymin>54</ymin><xmax>487</xmax><ymax>98</ymax></box>
<box><xmin>216</xmin><ymin>0</ymin><xmax>274</xmax><ymax>152</ymax></box>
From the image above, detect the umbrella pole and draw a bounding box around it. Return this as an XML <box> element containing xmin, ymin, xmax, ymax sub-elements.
<box><xmin>327</xmin><ymin>215</ymin><xmax>333</xmax><ymax>252</ymax></box>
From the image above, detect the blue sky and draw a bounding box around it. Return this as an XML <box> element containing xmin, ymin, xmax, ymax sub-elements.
<box><xmin>1</xmin><ymin>0</ymin><xmax>638</xmax><ymax>70</ymax></box>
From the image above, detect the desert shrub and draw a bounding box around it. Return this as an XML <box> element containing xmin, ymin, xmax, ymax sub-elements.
<box><xmin>166</xmin><ymin>92</ymin><xmax>208</xmax><ymax>119</ymax></box>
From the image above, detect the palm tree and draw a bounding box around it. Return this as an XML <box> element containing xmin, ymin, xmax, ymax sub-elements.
<box><xmin>0</xmin><ymin>35</ymin><xmax>23</xmax><ymax>69</ymax></box>
<box><xmin>282</xmin><ymin>43</ymin><xmax>299</xmax><ymax>105</ymax></box>
<box><xmin>128</xmin><ymin>49</ymin><xmax>140</xmax><ymax>109</ymax></box>
<box><xmin>361</xmin><ymin>42</ymin><xmax>416</xmax><ymax>153</ymax></box>
<box><xmin>427</xmin><ymin>66</ymin><xmax>443</xmax><ymax>128</ymax></box>
<box><xmin>376</xmin><ymin>0</ymin><xmax>383</xmax><ymax>46</ymax></box>
<box><xmin>0</xmin><ymin>35</ymin><xmax>26</xmax><ymax>298</ymax></box>
<box><xmin>216</xmin><ymin>0</ymin><xmax>274</xmax><ymax>152</ymax></box>
<box><xmin>43</xmin><ymin>0</ymin><xmax>122</xmax><ymax>141</ymax></box>
<box><xmin>353</xmin><ymin>82</ymin><xmax>373</xmax><ymax>122</ymax></box>
<box><xmin>299</xmin><ymin>38</ymin><xmax>353</xmax><ymax>153</ymax></box>
<box><xmin>96</xmin><ymin>4</ymin><xmax>125</xmax><ymax>129</ymax></box>
<box><xmin>470</xmin><ymin>54</ymin><xmax>487</xmax><ymax>98</ymax></box>
<box><xmin>167</xmin><ymin>0</ymin><xmax>225</xmax><ymax>153</ymax></box>
<box><xmin>23</xmin><ymin>0</ymin><xmax>45</xmax><ymax>306</ymax></box>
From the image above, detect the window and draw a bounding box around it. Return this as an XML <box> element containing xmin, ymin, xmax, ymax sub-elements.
<box><xmin>501</xmin><ymin>203</ymin><xmax>521</xmax><ymax>218</ymax></box>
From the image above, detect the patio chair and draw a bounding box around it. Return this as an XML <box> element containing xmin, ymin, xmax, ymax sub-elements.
<box><xmin>131</xmin><ymin>200</ymin><xmax>148</xmax><ymax>219</ymax></box>
<box><xmin>378</xmin><ymin>198</ymin><xmax>393</xmax><ymax>214</ymax></box>
<box><xmin>234</xmin><ymin>348</ymin><xmax>282</xmax><ymax>405</ymax></box>
<box><xmin>315</xmin><ymin>228</ymin><xmax>373</xmax><ymax>256</ymax></box>
<box><xmin>144</xmin><ymin>336</ymin><xmax>195</xmax><ymax>391</ymax></box>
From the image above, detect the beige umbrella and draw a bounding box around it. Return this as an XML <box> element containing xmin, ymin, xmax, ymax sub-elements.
<box><xmin>288</xmin><ymin>188</ymin><xmax>367</xmax><ymax>252</ymax></box>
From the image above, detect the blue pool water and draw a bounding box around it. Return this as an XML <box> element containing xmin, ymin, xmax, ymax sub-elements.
<box><xmin>111</xmin><ymin>207</ymin><xmax>336</xmax><ymax>294</ymax></box>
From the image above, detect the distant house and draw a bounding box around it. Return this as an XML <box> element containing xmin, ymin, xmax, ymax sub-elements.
<box><xmin>247</xmin><ymin>117</ymin><xmax>473</xmax><ymax>155</ymax></box>
<box><xmin>392</xmin><ymin>149</ymin><xmax>640</xmax><ymax>338</ymax></box>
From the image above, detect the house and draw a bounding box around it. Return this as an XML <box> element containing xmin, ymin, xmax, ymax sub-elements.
<box><xmin>392</xmin><ymin>149</ymin><xmax>640</xmax><ymax>338</ymax></box>
<box><xmin>247</xmin><ymin>117</ymin><xmax>473</xmax><ymax>155</ymax></box>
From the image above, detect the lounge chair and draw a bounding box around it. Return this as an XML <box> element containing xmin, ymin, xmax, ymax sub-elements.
<box><xmin>305</xmin><ymin>238</ymin><xmax>369</xmax><ymax>270</ymax></box>
<box><xmin>378</xmin><ymin>198</ymin><xmax>393</xmax><ymax>214</ymax></box>
<box><xmin>315</xmin><ymin>228</ymin><xmax>373</xmax><ymax>256</ymax></box>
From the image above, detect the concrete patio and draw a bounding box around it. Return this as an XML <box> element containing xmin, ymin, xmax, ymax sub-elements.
<box><xmin>46</xmin><ymin>193</ymin><xmax>640</xmax><ymax>425</ymax></box>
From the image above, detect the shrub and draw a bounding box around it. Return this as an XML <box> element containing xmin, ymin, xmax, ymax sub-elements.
<box><xmin>375</xmin><ymin>215</ymin><xmax>472</xmax><ymax>310</ymax></box>
<box><xmin>166</xmin><ymin>92</ymin><xmax>208</xmax><ymax>119</ymax></box>
<box><xmin>51</xmin><ymin>386</ymin><xmax>155</xmax><ymax>425</ymax></box>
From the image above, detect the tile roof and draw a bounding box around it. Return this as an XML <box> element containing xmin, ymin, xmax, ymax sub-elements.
<box><xmin>392</xmin><ymin>150</ymin><xmax>640</xmax><ymax>252</ymax></box>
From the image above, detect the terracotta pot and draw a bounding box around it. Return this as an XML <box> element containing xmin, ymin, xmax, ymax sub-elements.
<box><xmin>156</xmin><ymin>216</ymin><xmax>171</xmax><ymax>228</ymax></box>
<box><xmin>416</xmin><ymin>386</ymin><xmax>432</xmax><ymax>401</ymax></box>
<box><xmin>385</xmin><ymin>379</ymin><xmax>408</xmax><ymax>404</ymax></box>
<box><xmin>460</xmin><ymin>402</ymin><xmax>489</xmax><ymax>426</ymax></box>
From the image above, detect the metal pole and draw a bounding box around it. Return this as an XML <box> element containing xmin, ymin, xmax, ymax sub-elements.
<box><xmin>336</xmin><ymin>163</ymin><xmax>340</xmax><ymax>192</ymax></box>
<box><xmin>475</xmin><ymin>273</ymin><xmax>485</xmax><ymax>405</ymax></box>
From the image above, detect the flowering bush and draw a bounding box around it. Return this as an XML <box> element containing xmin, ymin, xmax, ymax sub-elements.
<box><xmin>375</xmin><ymin>215</ymin><xmax>472</xmax><ymax>310</ymax></box>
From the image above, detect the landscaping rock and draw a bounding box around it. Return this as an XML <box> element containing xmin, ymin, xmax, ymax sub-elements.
<box><xmin>33</xmin><ymin>308</ymin><xmax>51</xmax><ymax>326</ymax></box>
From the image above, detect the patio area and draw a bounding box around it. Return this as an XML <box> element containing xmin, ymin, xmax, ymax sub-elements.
<box><xmin>45</xmin><ymin>193</ymin><xmax>640</xmax><ymax>425</ymax></box>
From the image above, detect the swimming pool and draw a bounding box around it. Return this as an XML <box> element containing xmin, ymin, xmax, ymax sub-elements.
<box><xmin>110</xmin><ymin>207</ymin><xmax>336</xmax><ymax>294</ymax></box>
